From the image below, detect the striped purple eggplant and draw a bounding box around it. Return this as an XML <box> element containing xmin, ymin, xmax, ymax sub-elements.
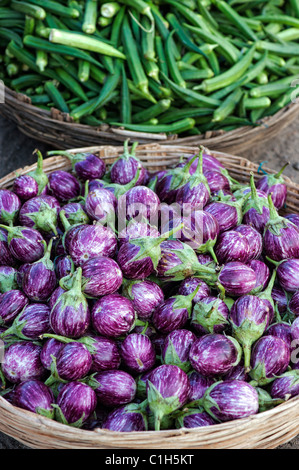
<box><xmin>84</xmin><ymin>188</ymin><xmax>117</xmax><ymax>226</ymax></box>
<box><xmin>2</xmin><ymin>341</ymin><xmax>45</xmax><ymax>384</ymax></box>
<box><xmin>204</xmin><ymin>200</ymin><xmax>241</xmax><ymax>234</ymax></box>
<box><xmin>93</xmin><ymin>369</ymin><xmax>136</xmax><ymax>407</ymax></box>
<box><xmin>223</xmin><ymin>362</ymin><xmax>249</xmax><ymax>382</ymax></box>
<box><xmin>218</xmin><ymin>261</ymin><xmax>256</xmax><ymax>297</ymax></box>
<box><xmin>162</xmin><ymin>329</ymin><xmax>196</xmax><ymax>372</ymax></box>
<box><xmin>285</xmin><ymin>213</ymin><xmax>299</xmax><ymax>229</ymax></box>
<box><xmin>270</xmin><ymin>370</ymin><xmax>299</xmax><ymax>400</ymax></box>
<box><xmin>1</xmin><ymin>303</ymin><xmax>51</xmax><ymax>341</ymax></box>
<box><xmin>235</xmin><ymin>224</ymin><xmax>263</xmax><ymax>261</ymax></box>
<box><xmin>81</xmin><ymin>256</ymin><xmax>123</xmax><ymax>298</ymax></box>
<box><xmin>12</xmin><ymin>379</ymin><xmax>55</xmax><ymax>419</ymax></box>
<box><xmin>47</xmin><ymin>342</ymin><xmax>92</xmax><ymax>382</ymax></box>
<box><xmin>178</xmin><ymin>277</ymin><xmax>210</xmax><ymax>303</ymax></box>
<box><xmin>110</xmin><ymin>140</ymin><xmax>146</xmax><ymax>186</ymax></box>
<box><xmin>55</xmin><ymin>381</ymin><xmax>97</xmax><ymax>426</ymax></box>
<box><xmin>48</xmin><ymin>170</ymin><xmax>81</xmax><ymax>202</ymax></box>
<box><xmin>118</xmin><ymin>185</ymin><xmax>160</xmax><ymax>225</ymax></box>
<box><xmin>276</xmin><ymin>258</ymin><xmax>299</xmax><ymax>293</ymax></box>
<box><xmin>214</xmin><ymin>230</ymin><xmax>250</xmax><ymax>265</ymax></box>
<box><xmin>191</xmin><ymin>296</ymin><xmax>230</xmax><ymax>335</ymax></box>
<box><xmin>86</xmin><ymin>334</ymin><xmax>121</xmax><ymax>372</ymax></box>
<box><xmin>272</xmin><ymin>285</ymin><xmax>288</xmax><ymax>315</ymax></box>
<box><xmin>13</xmin><ymin>175</ymin><xmax>39</xmax><ymax>201</ymax></box>
<box><xmin>0</xmin><ymin>228</ymin><xmax>17</xmax><ymax>267</ymax></box>
<box><xmin>50</xmin><ymin>267</ymin><xmax>90</xmax><ymax>338</ymax></box>
<box><xmin>0</xmin><ymin>289</ymin><xmax>28</xmax><ymax>325</ymax></box>
<box><xmin>175</xmin><ymin>408</ymin><xmax>216</xmax><ymax>428</ymax></box>
<box><xmin>255</xmin><ymin>162</ymin><xmax>289</xmax><ymax>211</ymax></box>
<box><xmin>54</xmin><ymin>151</ymin><xmax>106</xmax><ymax>181</ymax></box>
<box><xmin>265</xmin><ymin>322</ymin><xmax>293</xmax><ymax>349</ymax></box>
<box><xmin>247</xmin><ymin>260</ymin><xmax>270</xmax><ymax>295</ymax></box>
<box><xmin>122</xmin><ymin>279</ymin><xmax>164</xmax><ymax>320</ymax></box>
<box><xmin>250</xmin><ymin>335</ymin><xmax>290</xmax><ymax>386</ymax></box>
<box><xmin>241</xmin><ymin>174</ymin><xmax>270</xmax><ymax>234</ymax></box>
<box><xmin>0</xmin><ymin>266</ymin><xmax>18</xmax><ymax>293</ymax></box>
<box><xmin>19</xmin><ymin>195</ymin><xmax>60</xmax><ymax>235</ymax></box>
<box><xmin>201</xmin><ymin>379</ymin><xmax>259</xmax><ymax>422</ymax></box>
<box><xmin>188</xmin><ymin>209</ymin><xmax>220</xmax><ymax>260</ymax></box>
<box><xmin>40</xmin><ymin>337</ymin><xmax>65</xmax><ymax>370</ymax></box>
<box><xmin>189</xmin><ymin>333</ymin><xmax>242</xmax><ymax>378</ymax></box>
<box><xmin>118</xmin><ymin>220</ymin><xmax>160</xmax><ymax>247</ymax></box>
<box><xmin>102</xmin><ymin>403</ymin><xmax>148</xmax><ymax>432</ymax></box>
<box><xmin>54</xmin><ymin>255</ymin><xmax>75</xmax><ymax>280</ymax></box>
<box><xmin>120</xmin><ymin>333</ymin><xmax>156</xmax><ymax>374</ymax></box>
<box><xmin>290</xmin><ymin>291</ymin><xmax>299</xmax><ymax>318</ymax></box>
<box><xmin>59</xmin><ymin>202</ymin><xmax>90</xmax><ymax>227</ymax></box>
<box><xmin>0</xmin><ymin>225</ymin><xmax>45</xmax><ymax>264</ymax></box>
<box><xmin>187</xmin><ymin>371</ymin><xmax>215</xmax><ymax>402</ymax></box>
<box><xmin>204</xmin><ymin>169</ymin><xmax>231</xmax><ymax>194</ymax></box>
<box><xmin>91</xmin><ymin>293</ymin><xmax>135</xmax><ymax>338</ymax></box>
<box><xmin>0</xmin><ymin>189</ymin><xmax>21</xmax><ymax>225</ymax></box>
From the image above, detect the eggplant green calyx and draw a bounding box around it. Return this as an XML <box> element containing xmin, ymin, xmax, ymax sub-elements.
<box><xmin>28</xmin><ymin>149</ymin><xmax>49</xmax><ymax>195</ymax></box>
<box><xmin>264</xmin><ymin>193</ymin><xmax>288</xmax><ymax>236</ymax></box>
<box><xmin>147</xmin><ymin>379</ymin><xmax>181</xmax><ymax>431</ymax></box>
<box><xmin>192</xmin><ymin>298</ymin><xmax>230</xmax><ymax>334</ymax></box>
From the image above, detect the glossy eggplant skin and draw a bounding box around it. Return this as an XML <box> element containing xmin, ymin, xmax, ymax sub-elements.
<box><xmin>218</xmin><ymin>262</ymin><xmax>257</xmax><ymax>297</ymax></box>
<box><xmin>13</xmin><ymin>175</ymin><xmax>39</xmax><ymax>201</ymax></box>
<box><xmin>93</xmin><ymin>370</ymin><xmax>137</xmax><ymax>407</ymax></box>
<box><xmin>214</xmin><ymin>230</ymin><xmax>250</xmax><ymax>264</ymax></box>
<box><xmin>121</xmin><ymin>279</ymin><xmax>164</xmax><ymax>320</ymax></box>
<box><xmin>55</xmin><ymin>381</ymin><xmax>97</xmax><ymax>425</ymax></box>
<box><xmin>91</xmin><ymin>293</ymin><xmax>135</xmax><ymax>338</ymax></box>
<box><xmin>12</xmin><ymin>379</ymin><xmax>55</xmax><ymax>418</ymax></box>
<box><xmin>48</xmin><ymin>170</ymin><xmax>81</xmax><ymax>202</ymax></box>
<box><xmin>2</xmin><ymin>341</ymin><xmax>45</xmax><ymax>384</ymax></box>
<box><xmin>0</xmin><ymin>189</ymin><xmax>21</xmax><ymax>225</ymax></box>
<box><xmin>161</xmin><ymin>329</ymin><xmax>196</xmax><ymax>372</ymax></box>
<box><xmin>55</xmin><ymin>342</ymin><xmax>93</xmax><ymax>381</ymax></box>
<box><xmin>6</xmin><ymin>226</ymin><xmax>45</xmax><ymax>263</ymax></box>
<box><xmin>102</xmin><ymin>404</ymin><xmax>147</xmax><ymax>432</ymax></box>
<box><xmin>120</xmin><ymin>333</ymin><xmax>156</xmax><ymax>374</ymax></box>
<box><xmin>73</xmin><ymin>153</ymin><xmax>106</xmax><ymax>181</ymax></box>
<box><xmin>277</xmin><ymin>259</ymin><xmax>299</xmax><ymax>293</ymax></box>
<box><xmin>0</xmin><ymin>289</ymin><xmax>29</xmax><ymax>325</ymax></box>
<box><xmin>81</xmin><ymin>256</ymin><xmax>123</xmax><ymax>298</ymax></box>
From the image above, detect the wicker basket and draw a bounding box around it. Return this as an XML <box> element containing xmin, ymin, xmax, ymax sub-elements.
<box><xmin>1</xmin><ymin>143</ymin><xmax>299</xmax><ymax>450</ymax></box>
<box><xmin>2</xmin><ymin>85</ymin><xmax>299</xmax><ymax>155</ymax></box>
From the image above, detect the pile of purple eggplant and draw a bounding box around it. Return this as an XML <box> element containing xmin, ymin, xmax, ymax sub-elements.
<box><xmin>1</xmin><ymin>140</ymin><xmax>299</xmax><ymax>434</ymax></box>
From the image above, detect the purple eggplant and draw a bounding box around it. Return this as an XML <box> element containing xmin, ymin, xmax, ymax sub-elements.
<box><xmin>81</xmin><ymin>256</ymin><xmax>123</xmax><ymax>298</ymax></box>
<box><xmin>256</xmin><ymin>162</ymin><xmax>289</xmax><ymax>210</ymax></box>
<box><xmin>2</xmin><ymin>341</ymin><xmax>45</xmax><ymax>384</ymax></box>
<box><xmin>0</xmin><ymin>289</ymin><xmax>28</xmax><ymax>325</ymax></box>
<box><xmin>222</xmin><ymin>361</ymin><xmax>249</xmax><ymax>382</ymax></box>
<box><xmin>48</xmin><ymin>170</ymin><xmax>81</xmax><ymax>202</ymax></box>
<box><xmin>84</xmin><ymin>188</ymin><xmax>117</xmax><ymax>227</ymax></box>
<box><xmin>263</xmin><ymin>195</ymin><xmax>299</xmax><ymax>261</ymax></box>
<box><xmin>118</xmin><ymin>185</ymin><xmax>160</xmax><ymax>226</ymax></box>
<box><xmin>189</xmin><ymin>333</ymin><xmax>242</xmax><ymax>378</ymax></box>
<box><xmin>55</xmin><ymin>381</ymin><xmax>97</xmax><ymax>426</ymax></box>
<box><xmin>182</xmin><ymin>209</ymin><xmax>220</xmax><ymax>260</ymax></box>
<box><xmin>204</xmin><ymin>194</ymin><xmax>247</xmax><ymax>234</ymax></box>
<box><xmin>0</xmin><ymin>225</ymin><xmax>45</xmax><ymax>264</ymax></box>
<box><xmin>27</xmin><ymin>150</ymin><xmax>49</xmax><ymax>195</ymax></box>
<box><xmin>49</xmin><ymin>285</ymin><xmax>66</xmax><ymax>310</ymax></box>
<box><xmin>40</xmin><ymin>337</ymin><xmax>65</xmax><ymax>370</ymax></box>
<box><xmin>162</xmin><ymin>329</ymin><xmax>196</xmax><ymax>372</ymax></box>
<box><xmin>285</xmin><ymin>213</ymin><xmax>299</xmax><ymax>229</ymax></box>
<box><xmin>0</xmin><ymin>228</ymin><xmax>17</xmax><ymax>267</ymax></box>
<box><xmin>102</xmin><ymin>403</ymin><xmax>148</xmax><ymax>432</ymax></box>
<box><xmin>218</xmin><ymin>261</ymin><xmax>257</xmax><ymax>297</ymax></box>
<box><xmin>0</xmin><ymin>189</ymin><xmax>21</xmax><ymax>225</ymax></box>
<box><xmin>118</xmin><ymin>220</ymin><xmax>160</xmax><ymax>247</ymax></box>
<box><xmin>175</xmin><ymin>408</ymin><xmax>216</xmax><ymax>428</ymax></box>
<box><xmin>178</xmin><ymin>277</ymin><xmax>210</xmax><ymax>303</ymax></box>
<box><xmin>1</xmin><ymin>303</ymin><xmax>51</xmax><ymax>341</ymax></box>
<box><xmin>204</xmin><ymin>169</ymin><xmax>231</xmax><ymax>195</ymax></box>
<box><xmin>54</xmin><ymin>255</ymin><xmax>75</xmax><ymax>280</ymax></box>
<box><xmin>146</xmin><ymin>364</ymin><xmax>190</xmax><ymax>430</ymax></box>
<box><xmin>91</xmin><ymin>293</ymin><xmax>135</xmax><ymax>338</ymax></box>
<box><xmin>13</xmin><ymin>175</ymin><xmax>39</xmax><ymax>201</ymax></box>
<box><xmin>214</xmin><ymin>230</ymin><xmax>250</xmax><ymax>265</ymax></box>
<box><xmin>122</xmin><ymin>279</ymin><xmax>164</xmax><ymax>320</ymax></box>
<box><xmin>229</xmin><ymin>294</ymin><xmax>273</xmax><ymax>371</ymax></box>
<box><xmin>272</xmin><ymin>285</ymin><xmax>288</xmax><ymax>316</ymax></box>
<box><xmin>109</xmin><ymin>140</ymin><xmax>147</xmax><ymax>185</ymax></box>
<box><xmin>201</xmin><ymin>379</ymin><xmax>259</xmax><ymax>422</ymax></box>
<box><xmin>265</xmin><ymin>322</ymin><xmax>292</xmax><ymax>349</ymax></box>
<box><xmin>247</xmin><ymin>259</ymin><xmax>270</xmax><ymax>295</ymax></box>
<box><xmin>179</xmin><ymin>152</ymin><xmax>225</xmax><ymax>176</ymax></box>
<box><xmin>120</xmin><ymin>333</ymin><xmax>156</xmax><ymax>374</ymax></box>
<box><xmin>93</xmin><ymin>369</ymin><xmax>136</xmax><ymax>407</ymax></box>
<box><xmin>49</xmin><ymin>150</ymin><xmax>106</xmax><ymax>181</ymax></box>
<box><xmin>187</xmin><ymin>371</ymin><xmax>215</xmax><ymax>402</ymax></box>
<box><xmin>19</xmin><ymin>195</ymin><xmax>60</xmax><ymax>235</ymax></box>
<box><xmin>59</xmin><ymin>202</ymin><xmax>90</xmax><ymax>227</ymax></box>
<box><xmin>276</xmin><ymin>258</ymin><xmax>299</xmax><ymax>293</ymax></box>
<box><xmin>0</xmin><ymin>265</ymin><xmax>18</xmax><ymax>293</ymax></box>
<box><xmin>234</xmin><ymin>224</ymin><xmax>263</xmax><ymax>261</ymax></box>
<box><xmin>191</xmin><ymin>296</ymin><xmax>230</xmax><ymax>335</ymax></box>
<box><xmin>241</xmin><ymin>174</ymin><xmax>270</xmax><ymax>234</ymax></box>
<box><xmin>46</xmin><ymin>342</ymin><xmax>92</xmax><ymax>383</ymax></box>
<box><xmin>50</xmin><ymin>267</ymin><xmax>90</xmax><ymax>338</ymax></box>
<box><xmin>85</xmin><ymin>334</ymin><xmax>121</xmax><ymax>372</ymax></box>
<box><xmin>270</xmin><ymin>370</ymin><xmax>299</xmax><ymax>400</ymax></box>
<box><xmin>21</xmin><ymin>238</ymin><xmax>57</xmax><ymax>302</ymax></box>
<box><xmin>289</xmin><ymin>291</ymin><xmax>299</xmax><ymax>318</ymax></box>
<box><xmin>12</xmin><ymin>379</ymin><xmax>55</xmax><ymax>419</ymax></box>
<box><xmin>249</xmin><ymin>335</ymin><xmax>290</xmax><ymax>386</ymax></box>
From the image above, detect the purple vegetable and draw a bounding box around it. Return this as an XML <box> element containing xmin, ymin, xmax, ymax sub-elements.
<box><xmin>118</xmin><ymin>185</ymin><xmax>160</xmax><ymax>225</ymax></box>
<box><xmin>175</xmin><ymin>408</ymin><xmax>216</xmax><ymax>428</ymax></box>
<box><xmin>204</xmin><ymin>169</ymin><xmax>231</xmax><ymax>194</ymax></box>
<box><xmin>289</xmin><ymin>291</ymin><xmax>299</xmax><ymax>316</ymax></box>
<box><xmin>265</xmin><ymin>322</ymin><xmax>292</xmax><ymax>349</ymax></box>
<box><xmin>102</xmin><ymin>403</ymin><xmax>147</xmax><ymax>432</ymax></box>
<box><xmin>40</xmin><ymin>337</ymin><xmax>65</xmax><ymax>370</ymax></box>
<box><xmin>247</xmin><ymin>259</ymin><xmax>270</xmax><ymax>295</ymax></box>
<box><xmin>84</xmin><ymin>188</ymin><xmax>117</xmax><ymax>226</ymax></box>
<box><xmin>52</xmin><ymin>150</ymin><xmax>106</xmax><ymax>181</ymax></box>
<box><xmin>276</xmin><ymin>258</ymin><xmax>299</xmax><ymax>292</ymax></box>
<box><xmin>204</xmin><ymin>193</ymin><xmax>248</xmax><ymax>234</ymax></box>
<box><xmin>47</xmin><ymin>342</ymin><xmax>92</xmax><ymax>383</ymax></box>
<box><xmin>188</xmin><ymin>209</ymin><xmax>220</xmax><ymax>260</ymax></box>
<box><xmin>55</xmin><ymin>381</ymin><xmax>97</xmax><ymax>426</ymax></box>
<box><xmin>91</xmin><ymin>293</ymin><xmax>135</xmax><ymax>338</ymax></box>
<box><xmin>179</xmin><ymin>152</ymin><xmax>225</xmax><ymax>176</ymax></box>
<box><xmin>241</xmin><ymin>174</ymin><xmax>270</xmax><ymax>234</ymax></box>
<box><xmin>191</xmin><ymin>296</ymin><xmax>230</xmax><ymax>335</ymax></box>
<box><xmin>49</xmin><ymin>285</ymin><xmax>66</xmax><ymax>310</ymax></box>
<box><xmin>59</xmin><ymin>202</ymin><xmax>90</xmax><ymax>227</ymax></box>
<box><xmin>222</xmin><ymin>362</ymin><xmax>249</xmax><ymax>382</ymax></box>
<box><xmin>201</xmin><ymin>379</ymin><xmax>259</xmax><ymax>422</ymax></box>
<box><xmin>263</xmin><ymin>195</ymin><xmax>299</xmax><ymax>262</ymax></box>
<box><xmin>187</xmin><ymin>371</ymin><xmax>215</xmax><ymax>402</ymax></box>
<box><xmin>85</xmin><ymin>334</ymin><xmax>121</xmax><ymax>372</ymax></box>
<box><xmin>93</xmin><ymin>369</ymin><xmax>136</xmax><ymax>407</ymax></box>
<box><xmin>110</xmin><ymin>140</ymin><xmax>146</xmax><ymax>185</ymax></box>
<box><xmin>162</xmin><ymin>329</ymin><xmax>196</xmax><ymax>372</ymax></box>
<box><xmin>178</xmin><ymin>277</ymin><xmax>210</xmax><ymax>303</ymax></box>
<box><xmin>13</xmin><ymin>175</ymin><xmax>39</xmax><ymax>201</ymax></box>
<box><xmin>0</xmin><ymin>225</ymin><xmax>45</xmax><ymax>264</ymax></box>
<box><xmin>2</xmin><ymin>341</ymin><xmax>45</xmax><ymax>383</ymax></box>
<box><xmin>270</xmin><ymin>370</ymin><xmax>299</xmax><ymax>400</ymax></box>
<box><xmin>54</xmin><ymin>255</ymin><xmax>74</xmax><ymax>280</ymax></box>
<box><xmin>0</xmin><ymin>228</ymin><xmax>17</xmax><ymax>267</ymax></box>
<box><xmin>122</xmin><ymin>279</ymin><xmax>164</xmax><ymax>320</ymax></box>
<box><xmin>147</xmin><ymin>364</ymin><xmax>190</xmax><ymax>430</ymax></box>
<box><xmin>189</xmin><ymin>333</ymin><xmax>242</xmax><ymax>378</ymax></box>
<box><xmin>285</xmin><ymin>213</ymin><xmax>299</xmax><ymax>229</ymax></box>
<box><xmin>0</xmin><ymin>265</ymin><xmax>18</xmax><ymax>293</ymax></box>
<box><xmin>272</xmin><ymin>285</ymin><xmax>288</xmax><ymax>315</ymax></box>
<box><xmin>118</xmin><ymin>220</ymin><xmax>160</xmax><ymax>247</ymax></box>
<box><xmin>0</xmin><ymin>189</ymin><xmax>21</xmax><ymax>225</ymax></box>
<box><xmin>250</xmin><ymin>335</ymin><xmax>290</xmax><ymax>386</ymax></box>
<box><xmin>235</xmin><ymin>224</ymin><xmax>263</xmax><ymax>261</ymax></box>
<box><xmin>19</xmin><ymin>195</ymin><xmax>60</xmax><ymax>235</ymax></box>
<box><xmin>1</xmin><ymin>303</ymin><xmax>51</xmax><ymax>341</ymax></box>
<box><xmin>120</xmin><ymin>333</ymin><xmax>156</xmax><ymax>374</ymax></box>
<box><xmin>50</xmin><ymin>267</ymin><xmax>90</xmax><ymax>338</ymax></box>
<box><xmin>12</xmin><ymin>379</ymin><xmax>55</xmax><ymax>419</ymax></box>
<box><xmin>48</xmin><ymin>170</ymin><xmax>81</xmax><ymax>202</ymax></box>
<box><xmin>0</xmin><ymin>289</ymin><xmax>29</xmax><ymax>325</ymax></box>
<box><xmin>81</xmin><ymin>256</ymin><xmax>123</xmax><ymax>298</ymax></box>
<box><xmin>256</xmin><ymin>162</ymin><xmax>289</xmax><ymax>210</ymax></box>
<box><xmin>218</xmin><ymin>261</ymin><xmax>256</xmax><ymax>297</ymax></box>
<box><xmin>214</xmin><ymin>230</ymin><xmax>250</xmax><ymax>265</ymax></box>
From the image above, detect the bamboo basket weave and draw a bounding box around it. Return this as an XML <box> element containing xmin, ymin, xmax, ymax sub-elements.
<box><xmin>2</xmin><ymin>85</ymin><xmax>299</xmax><ymax>155</ymax></box>
<box><xmin>0</xmin><ymin>143</ymin><xmax>299</xmax><ymax>450</ymax></box>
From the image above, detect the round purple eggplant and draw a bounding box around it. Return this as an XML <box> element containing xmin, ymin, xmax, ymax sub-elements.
<box><xmin>86</xmin><ymin>334</ymin><xmax>121</xmax><ymax>372</ymax></box>
<box><xmin>272</xmin><ymin>285</ymin><xmax>288</xmax><ymax>316</ymax></box>
<box><xmin>81</xmin><ymin>256</ymin><xmax>123</xmax><ymax>298</ymax></box>
<box><xmin>118</xmin><ymin>185</ymin><xmax>160</xmax><ymax>225</ymax></box>
<box><xmin>102</xmin><ymin>403</ymin><xmax>148</xmax><ymax>432</ymax></box>
<box><xmin>218</xmin><ymin>261</ymin><xmax>256</xmax><ymax>297</ymax></box>
<box><xmin>256</xmin><ymin>162</ymin><xmax>289</xmax><ymax>210</ymax></box>
<box><xmin>249</xmin><ymin>335</ymin><xmax>290</xmax><ymax>386</ymax></box>
<box><xmin>222</xmin><ymin>362</ymin><xmax>249</xmax><ymax>382</ymax></box>
<box><xmin>0</xmin><ymin>228</ymin><xmax>17</xmax><ymax>267</ymax></box>
<box><xmin>0</xmin><ymin>225</ymin><xmax>45</xmax><ymax>264</ymax></box>
<box><xmin>50</xmin><ymin>150</ymin><xmax>106</xmax><ymax>181</ymax></box>
<box><xmin>285</xmin><ymin>213</ymin><xmax>299</xmax><ymax>229</ymax></box>
<box><xmin>276</xmin><ymin>258</ymin><xmax>299</xmax><ymax>293</ymax></box>
<box><xmin>118</xmin><ymin>220</ymin><xmax>160</xmax><ymax>247</ymax></box>
<box><xmin>270</xmin><ymin>370</ymin><xmax>299</xmax><ymax>400</ymax></box>
<box><xmin>204</xmin><ymin>194</ymin><xmax>246</xmax><ymax>233</ymax></box>
<box><xmin>162</xmin><ymin>329</ymin><xmax>196</xmax><ymax>372</ymax></box>
<box><xmin>59</xmin><ymin>202</ymin><xmax>90</xmax><ymax>227</ymax></box>
<box><xmin>0</xmin><ymin>265</ymin><xmax>18</xmax><ymax>293</ymax></box>
<box><xmin>19</xmin><ymin>195</ymin><xmax>60</xmax><ymax>235</ymax></box>
<box><xmin>175</xmin><ymin>408</ymin><xmax>216</xmax><ymax>428</ymax></box>
<box><xmin>289</xmin><ymin>291</ymin><xmax>299</xmax><ymax>316</ymax></box>
<box><xmin>0</xmin><ymin>289</ymin><xmax>28</xmax><ymax>325</ymax></box>
<box><xmin>234</xmin><ymin>224</ymin><xmax>263</xmax><ymax>261</ymax></box>
<box><xmin>84</xmin><ymin>188</ymin><xmax>117</xmax><ymax>227</ymax></box>
<box><xmin>189</xmin><ymin>334</ymin><xmax>242</xmax><ymax>378</ymax></box>
<box><xmin>47</xmin><ymin>342</ymin><xmax>92</xmax><ymax>383</ymax></box>
<box><xmin>48</xmin><ymin>170</ymin><xmax>81</xmax><ymax>202</ymax></box>
<box><xmin>265</xmin><ymin>322</ymin><xmax>292</xmax><ymax>349</ymax></box>
<box><xmin>40</xmin><ymin>337</ymin><xmax>65</xmax><ymax>370</ymax></box>
<box><xmin>50</xmin><ymin>267</ymin><xmax>90</xmax><ymax>338</ymax></box>
<box><xmin>12</xmin><ymin>379</ymin><xmax>55</xmax><ymax>419</ymax></box>
<box><xmin>55</xmin><ymin>381</ymin><xmax>97</xmax><ymax>426</ymax></box>
<box><xmin>201</xmin><ymin>379</ymin><xmax>259</xmax><ymax>422</ymax></box>
<box><xmin>247</xmin><ymin>259</ymin><xmax>270</xmax><ymax>295</ymax></box>
<box><xmin>187</xmin><ymin>370</ymin><xmax>215</xmax><ymax>402</ymax></box>
<box><xmin>91</xmin><ymin>293</ymin><xmax>135</xmax><ymax>338</ymax></box>
<box><xmin>13</xmin><ymin>175</ymin><xmax>39</xmax><ymax>201</ymax></box>
<box><xmin>93</xmin><ymin>369</ymin><xmax>136</xmax><ymax>407</ymax></box>
<box><xmin>191</xmin><ymin>296</ymin><xmax>230</xmax><ymax>335</ymax></box>
<box><xmin>146</xmin><ymin>364</ymin><xmax>190</xmax><ymax>430</ymax></box>
<box><xmin>204</xmin><ymin>169</ymin><xmax>231</xmax><ymax>194</ymax></box>
<box><xmin>54</xmin><ymin>255</ymin><xmax>75</xmax><ymax>280</ymax></box>
<box><xmin>178</xmin><ymin>277</ymin><xmax>210</xmax><ymax>304</ymax></box>
<box><xmin>122</xmin><ymin>279</ymin><xmax>164</xmax><ymax>320</ymax></box>
<box><xmin>2</xmin><ymin>341</ymin><xmax>45</xmax><ymax>384</ymax></box>
<box><xmin>110</xmin><ymin>140</ymin><xmax>146</xmax><ymax>185</ymax></box>
<box><xmin>49</xmin><ymin>285</ymin><xmax>66</xmax><ymax>310</ymax></box>
<box><xmin>184</xmin><ymin>209</ymin><xmax>220</xmax><ymax>261</ymax></box>
<box><xmin>242</xmin><ymin>174</ymin><xmax>270</xmax><ymax>234</ymax></box>
<box><xmin>120</xmin><ymin>333</ymin><xmax>156</xmax><ymax>374</ymax></box>
<box><xmin>0</xmin><ymin>189</ymin><xmax>21</xmax><ymax>225</ymax></box>
<box><xmin>1</xmin><ymin>303</ymin><xmax>51</xmax><ymax>341</ymax></box>
<box><xmin>214</xmin><ymin>230</ymin><xmax>250</xmax><ymax>265</ymax></box>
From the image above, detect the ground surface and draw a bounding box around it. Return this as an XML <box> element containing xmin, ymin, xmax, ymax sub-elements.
<box><xmin>0</xmin><ymin>114</ymin><xmax>299</xmax><ymax>449</ymax></box>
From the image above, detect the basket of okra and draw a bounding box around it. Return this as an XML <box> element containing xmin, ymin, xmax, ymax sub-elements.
<box><xmin>1</xmin><ymin>0</ymin><xmax>299</xmax><ymax>154</ymax></box>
